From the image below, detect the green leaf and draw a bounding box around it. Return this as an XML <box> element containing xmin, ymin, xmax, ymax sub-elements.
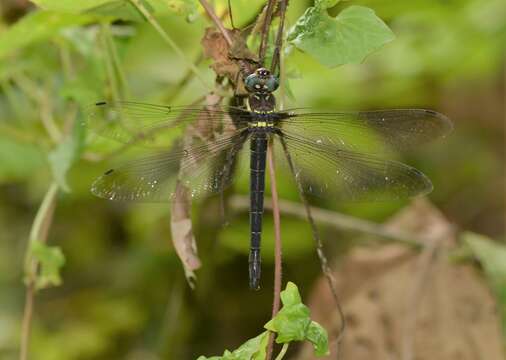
<box><xmin>287</xmin><ymin>5</ymin><xmax>395</xmax><ymax>67</ymax></box>
<box><xmin>265</xmin><ymin>282</ymin><xmax>329</xmax><ymax>356</ymax></box>
<box><xmin>197</xmin><ymin>331</ymin><xmax>269</xmax><ymax>360</ymax></box>
<box><xmin>279</xmin><ymin>281</ymin><xmax>303</xmax><ymax>306</ymax></box>
<box><xmin>48</xmin><ymin>118</ymin><xmax>85</xmax><ymax>192</ymax></box>
<box><xmin>0</xmin><ymin>11</ymin><xmax>98</xmax><ymax>60</ymax></box>
<box><xmin>306</xmin><ymin>321</ymin><xmax>329</xmax><ymax>356</ymax></box>
<box><xmin>29</xmin><ymin>241</ymin><xmax>66</xmax><ymax>290</ymax></box>
<box><xmin>463</xmin><ymin>232</ymin><xmax>506</xmax><ymax>341</ymax></box>
<box><xmin>29</xmin><ymin>0</ymin><xmax>113</xmax><ymax>12</ymax></box>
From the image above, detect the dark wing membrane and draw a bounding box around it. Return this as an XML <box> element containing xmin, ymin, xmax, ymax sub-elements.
<box><xmin>276</xmin><ymin>131</ymin><xmax>433</xmax><ymax>201</ymax></box>
<box><xmin>278</xmin><ymin>109</ymin><xmax>452</xmax><ymax>155</ymax></box>
<box><xmin>85</xmin><ymin>101</ymin><xmax>252</xmax><ymax>147</ymax></box>
<box><xmin>91</xmin><ymin>130</ymin><xmax>249</xmax><ymax>202</ymax></box>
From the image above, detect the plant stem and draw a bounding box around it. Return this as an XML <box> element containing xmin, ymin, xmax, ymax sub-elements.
<box><xmin>278</xmin><ymin>136</ymin><xmax>346</xmax><ymax>354</ymax></box>
<box><xmin>229</xmin><ymin>195</ymin><xmax>427</xmax><ymax>247</ymax></box>
<box><xmin>258</xmin><ymin>0</ymin><xmax>277</xmax><ymax>64</ymax></box>
<box><xmin>128</xmin><ymin>0</ymin><xmax>210</xmax><ymax>89</ymax></box>
<box><xmin>270</xmin><ymin>0</ymin><xmax>288</xmax><ymax>74</ymax></box>
<box><xmin>100</xmin><ymin>23</ymin><xmax>120</xmax><ymax>103</ymax></box>
<box><xmin>199</xmin><ymin>0</ymin><xmax>233</xmax><ymax>46</ymax></box>
<box><xmin>259</xmin><ymin>2</ymin><xmax>288</xmax><ymax>358</ymax></box>
<box><xmin>274</xmin><ymin>343</ymin><xmax>289</xmax><ymax>360</ymax></box>
<box><xmin>20</xmin><ymin>182</ymin><xmax>59</xmax><ymax>360</ymax></box>
<box><xmin>266</xmin><ymin>142</ymin><xmax>283</xmax><ymax>360</ymax></box>
<box><xmin>102</xmin><ymin>23</ymin><xmax>130</xmax><ymax>99</ymax></box>
<box><xmin>19</xmin><ymin>284</ymin><xmax>35</xmax><ymax>360</ymax></box>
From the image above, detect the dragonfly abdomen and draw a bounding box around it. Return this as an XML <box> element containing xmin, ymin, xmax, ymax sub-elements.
<box><xmin>249</xmin><ymin>132</ymin><xmax>267</xmax><ymax>290</ymax></box>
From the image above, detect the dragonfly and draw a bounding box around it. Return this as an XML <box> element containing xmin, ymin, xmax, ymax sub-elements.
<box><xmin>87</xmin><ymin>67</ymin><xmax>452</xmax><ymax>290</ymax></box>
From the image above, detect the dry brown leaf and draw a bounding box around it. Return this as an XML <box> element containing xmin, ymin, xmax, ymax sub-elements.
<box><xmin>170</xmin><ymin>180</ymin><xmax>201</xmax><ymax>288</ymax></box>
<box><xmin>168</xmin><ymin>94</ymin><xmax>222</xmax><ymax>288</ymax></box>
<box><xmin>169</xmin><ymin>94</ymin><xmax>240</xmax><ymax>288</ymax></box>
<box><xmin>201</xmin><ymin>27</ymin><xmax>257</xmax><ymax>93</ymax></box>
<box><xmin>201</xmin><ymin>27</ymin><xmax>240</xmax><ymax>82</ymax></box>
<box><xmin>296</xmin><ymin>199</ymin><xmax>504</xmax><ymax>360</ymax></box>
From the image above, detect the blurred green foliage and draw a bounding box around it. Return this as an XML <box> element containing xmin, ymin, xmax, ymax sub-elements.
<box><xmin>0</xmin><ymin>0</ymin><xmax>505</xmax><ymax>359</ymax></box>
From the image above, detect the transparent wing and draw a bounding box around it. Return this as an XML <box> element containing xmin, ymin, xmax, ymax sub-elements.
<box><xmin>91</xmin><ymin>130</ymin><xmax>249</xmax><ymax>202</ymax></box>
<box><xmin>276</xmin><ymin>131</ymin><xmax>433</xmax><ymax>201</ymax></box>
<box><xmin>278</xmin><ymin>109</ymin><xmax>452</xmax><ymax>155</ymax></box>
<box><xmin>85</xmin><ymin>101</ymin><xmax>252</xmax><ymax>147</ymax></box>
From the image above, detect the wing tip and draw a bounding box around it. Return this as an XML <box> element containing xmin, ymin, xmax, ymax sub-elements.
<box><xmin>410</xmin><ymin>167</ymin><xmax>434</xmax><ymax>198</ymax></box>
<box><xmin>90</xmin><ymin>169</ymin><xmax>116</xmax><ymax>200</ymax></box>
<box><xmin>423</xmin><ymin>109</ymin><xmax>454</xmax><ymax>136</ymax></box>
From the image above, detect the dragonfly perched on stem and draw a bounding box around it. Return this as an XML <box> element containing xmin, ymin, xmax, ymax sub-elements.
<box><xmin>87</xmin><ymin>67</ymin><xmax>452</xmax><ymax>290</ymax></box>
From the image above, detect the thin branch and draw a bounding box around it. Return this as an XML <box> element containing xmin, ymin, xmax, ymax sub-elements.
<box><xmin>128</xmin><ymin>0</ymin><xmax>210</xmax><ymax>89</ymax></box>
<box><xmin>199</xmin><ymin>0</ymin><xmax>233</xmax><ymax>46</ymax></box>
<box><xmin>229</xmin><ymin>196</ymin><xmax>427</xmax><ymax>247</ymax></box>
<box><xmin>102</xmin><ymin>23</ymin><xmax>130</xmax><ymax>99</ymax></box>
<box><xmin>20</xmin><ymin>182</ymin><xmax>59</xmax><ymax>360</ymax></box>
<box><xmin>227</xmin><ymin>0</ymin><xmax>235</xmax><ymax>29</ymax></box>
<box><xmin>274</xmin><ymin>343</ymin><xmax>289</xmax><ymax>360</ymax></box>
<box><xmin>258</xmin><ymin>0</ymin><xmax>277</xmax><ymax>64</ymax></box>
<box><xmin>266</xmin><ymin>142</ymin><xmax>283</xmax><ymax>360</ymax></box>
<box><xmin>279</xmin><ymin>137</ymin><xmax>346</xmax><ymax>357</ymax></box>
<box><xmin>58</xmin><ymin>41</ymin><xmax>74</xmax><ymax>81</ymax></box>
<box><xmin>20</xmin><ymin>284</ymin><xmax>35</xmax><ymax>360</ymax></box>
<box><xmin>100</xmin><ymin>23</ymin><xmax>120</xmax><ymax>103</ymax></box>
<box><xmin>270</xmin><ymin>0</ymin><xmax>288</xmax><ymax>74</ymax></box>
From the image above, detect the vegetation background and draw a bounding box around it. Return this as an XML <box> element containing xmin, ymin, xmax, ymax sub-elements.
<box><xmin>0</xmin><ymin>0</ymin><xmax>504</xmax><ymax>359</ymax></box>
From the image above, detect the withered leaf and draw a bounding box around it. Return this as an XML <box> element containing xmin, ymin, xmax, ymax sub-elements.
<box><xmin>296</xmin><ymin>200</ymin><xmax>504</xmax><ymax>360</ymax></box>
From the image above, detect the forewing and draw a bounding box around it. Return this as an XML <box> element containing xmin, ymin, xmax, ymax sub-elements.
<box><xmin>85</xmin><ymin>101</ymin><xmax>251</xmax><ymax>147</ymax></box>
<box><xmin>277</xmin><ymin>131</ymin><xmax>433</xmax><ymax>201</ymax></box>
<box><xmin>279</xmin><ymin>109</ymin><xmax>452</xmax><ymax>155</ymax></box>
<box><xmin>91</xmin><ymin>130</ymin><xmax>249</xmax><ymax>202</ymax></box>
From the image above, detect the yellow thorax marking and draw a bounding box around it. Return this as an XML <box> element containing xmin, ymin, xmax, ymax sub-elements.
<box><xmin>250</xmin><ymin>120</ymin><xmax>273</xmax><ymax>128</ymax></box>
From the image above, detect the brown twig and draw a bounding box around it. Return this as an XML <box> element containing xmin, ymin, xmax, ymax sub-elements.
<box><xmin>229</xmin><ymin>195</ymin><xmax>427</xmax><ymax>247</ymax></box>
<box><xmin>284</xmin><ymin>139</ymin><xmax>346</xmax><ymax>358</ymax></box>
<box><xmin>270</xmin><ymin>0</ymin><xmax>288</xmax><ymax>74</ymax></box>
<box><xmin>266</xmin><ymin>142</ymin><xmax>283</xmax><ymax>360</ymax></box>
<box><xmin>20</xmin><ymin>182</ymin><xmax>59</xmax><ymax>360</ymax></box>
<box><xmin>258</xmin><ymin>3</ymin><xmax>288</xmax><ymax>358</ymax></box>
<box><xmin>258</xmin><ymin>0</ymin><xmax>277</xmax><ymax>64</ymax></box>
<box><xmin>19</xmin><ymin>284</ymin><xmax>35</xmax><ymax>360</ymax></box>
<box><xmin>199</xmin><ymin>0</ymin><xmax>233</xmax><ymax>46</ymax></box>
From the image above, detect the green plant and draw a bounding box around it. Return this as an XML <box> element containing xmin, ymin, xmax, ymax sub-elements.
<box><xmin>197</xmin><ymin>282</ymin><xmax>328</xmax><ymax>360</ymax></box>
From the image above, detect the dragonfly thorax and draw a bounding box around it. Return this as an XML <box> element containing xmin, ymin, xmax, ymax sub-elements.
<box><xmin>248</xmin><ymin>92</ymin><xmax>276</xmax><ymax>113</ymax></box>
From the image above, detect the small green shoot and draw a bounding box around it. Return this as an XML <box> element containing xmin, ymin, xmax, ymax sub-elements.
<box><xmin>197</xmin><ymin>282</ymin><xmax>329</xmax><ymax>360</ymax></box>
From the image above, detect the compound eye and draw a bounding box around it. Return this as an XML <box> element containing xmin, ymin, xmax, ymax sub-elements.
<box><xmin>266</xmin><ymin>76</ymin><xmax>279</xmax><ymax>92</ymax></box>
<box><xmin>245</xmin><ymin>73</ymin><xmax>259</xmax><ymax>92</ymax></box>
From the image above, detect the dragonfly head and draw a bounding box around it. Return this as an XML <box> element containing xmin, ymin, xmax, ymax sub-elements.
<box><xmin>244</xmin><ymin>67</ymin><xmax>279</xmax><ymax>94</ymax></box>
